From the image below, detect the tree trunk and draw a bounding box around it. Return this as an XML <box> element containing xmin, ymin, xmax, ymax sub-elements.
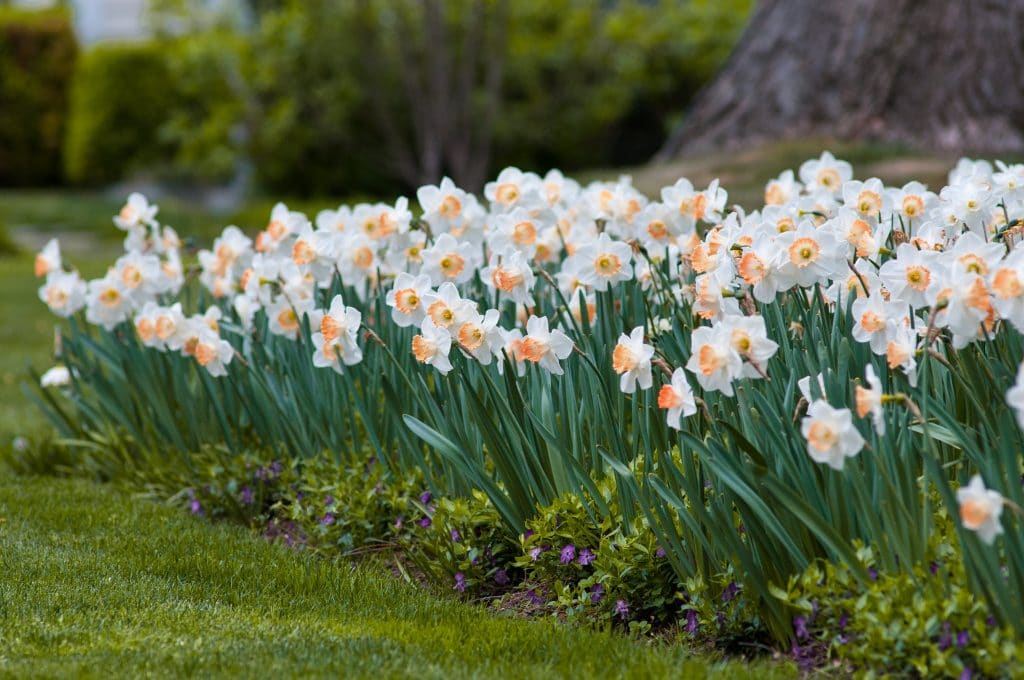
<box><xmin>656</xmin><ymin>0</ymin><xmax>1024</xmax><ymax>160</ymax></box>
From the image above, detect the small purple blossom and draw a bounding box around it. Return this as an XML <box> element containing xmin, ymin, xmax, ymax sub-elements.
<box><xmin>614</xmin><ymin>599</ymin><xmax>630</xmax><ymax>620</ymax></box>
<box><xmin>560</xmin><ymin>544</ymin><xmax>576</xmax><ymax>564</ymax></box>
<box><xmin>722</xmin><ymin>581</ymin><xmax>738</xmax><ymax>603</ymax></box>
<box><xmin>394</xmin><ymin>515</ymin><xmax>404</xmax><ymax>529</ymax></box>
<box><xmin>929</xmin><ymin>560</ymin><xmax>941</xmax><ymax>575</ymax></box>
<box><xmin>527</xmin><ymin>588</ymin><xmax>544</xmax><ymax>605</ymax></box>
<box><xmin>961</xmin><ymin>668</ymin><xmax>973</xmax><ymax>680</ymax></box>
<box><xmin>320</xmin><ymin>513</ymin><xmax>335</xmax><ymax>526</ymax></box>
<box><xmin>494</xmin><ymin>569</ymin><xmax>510</xmax><ymax>586</ymax></box>
<box><xmin>577</xmin><ymin>548</ymin><xmax>595</xmax><ymax>566</ymax></box>
<box><xmin>684</xmin><ymin>609</ymin><xmax>699</xmax><ymax>634</ymax></box>
<box><xmin>838</xmin><ymin>613</ymin><xmax>849</xmax><ymax>630</ymax></box>
<box><xmin>956</xmin><ymin>630</ymin><xmax>969</xmax><ymax>648</ymax></box>
<box><xmin>324</xmin><ymin>494</ymin><xmax>335</xmax><ymax>506</ymax></box>
<box><xmin>868</xmin><ymin>567</ymin><xmax>878</xmax><ymax>581</ymax></box>
<box><xmin>793</xmin><ymin>615</ymin><xmax>809</xmax><ymax>640</ymax></box>
<box><xmin>986</xmin><ymin>615</ymin><xmax>997</xmax><ymax>627</ymax></box>
<box><xmin>419</xmin><ymin>491</ymin><xmax>432</xmax><ymax>504</ymax></box>
<box><xmin>655</xmin><ymin>546</ymin><xmax>667</xmax><ymax>558</ymax></box>
<box><xmin>453</xmin><ymin>572</ymin><xmax>467</xmax><ymax>592</ymax></box>
<box><xmin>589</xmin><ymin>583</ymin><xmax>605</xmax><ymax>604</ymax></box>
<box><xmin>189</xmin><ymin>498</ymin><xmax>203</xmax><ymax>516</ymax></box>
<box><xmin>450</xmin><ymin>529</ymin><xmax>461</xmax><ymax>542</ymax></box>
<box><xmin>529</xmin><ymin>546</ymin><xmax>544</xmax><ymax>561</ymax></box>
<box><xmin>417</xmin><ymin>516</ymin><xmax>432</xmax><ymax>528</ymax></box>
<box><xmin>240</xmin><ymin>486</ymin><xmax>254</xmax><ymax>505</ymax></box>
<box><xmin>938</xmin><ymin>622</ymin><xmax>952</xmax><ymax>651</ymax></box>
<box><xmin>269</xmin><ymin>460</ymin><xmax>282</xmax><ymax>476</ymax></box>
<box><xmin>523</xmin><ymin>530</ymin><xmax>535</xmax><ymax>540</ymax></box>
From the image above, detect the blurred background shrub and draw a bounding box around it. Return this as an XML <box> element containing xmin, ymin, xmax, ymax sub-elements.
<box><xmin>0</xmin><ymin>0</ymin><xmax>753</xmax><ymax>197</ymax></box>
<box><xmin>0</xmin><ymin>7</ymin><xmax>77</xmax><ymax>186</ymax></box>
<box><xmin>64</xmin><ymin>42</ymin><xmax>175</xmax><ymax>185</ymax></box>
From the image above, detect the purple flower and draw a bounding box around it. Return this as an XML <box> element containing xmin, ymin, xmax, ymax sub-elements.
<box><xmin>529</xmin><ymin>546</ymin><xmax>544</xmax><ymax>561</ymax></box>
<box><xmin>838</xmin><ymin>613</ymin><xmax>849</xmax><ymax>630</ymax></box>
<box><xmin>189</xmin><ymin>498</ymin><xmax>203</xmax><ymax>516</ymax></box>
<box><xmin>240</xmin><ymin>486</ymin><xmax>254</xmax><ymax>505</ymax></box>
<box><xmin>722</xmin><ymin>581</ymin><xmax>738</xmax><ymax>603</ymax></box>
<box><xmin>417</xmin><ymin>516</ymin><xmax>432</xmax><ymax>528</ymax></box>
<box><xmin>577</xmin><ymin>548</ymin><xmax>595</xmax><ymax>566</ymax></box>
<box><xmin>868</xmin><ymin>567</ymin><xmax>878</xmax><ymax>581</ymax></box>
<box><xmin>419</xmin><ymin>491</ymin><xmax>432</xmax><ymax>504</ymax></box>
<box><xmin>986</xmin><ymin>615</ymin><xmax>997</xmax><ymax>627</ymax></box>
<box><xmin>956</xmin><ymin>630</ymin><xmax>969</xmax><ymax>648</ymax></box>
<box><xmin>938</xmin><ymin>622</ymin><xmax>952</xmax><ymax>651</ymax></box>
<box><xmin>523</xmin><ymin>530</ymin><xmax>535</xmax><ymax>540</ymax></box>
<box><xmin>527</xmin><ymin>588</ymin><xmax>544</xmax><ymax>605</ymax></box>
<box><xmin>684</xmin><ymin>609</ymin><xmax>699</xmax><ymax>634</ymax></box>
<box><xmin>655</xmin><ymin>546</ymin><xmax>667</xmax><ymax>558</ymax></box>
<box><xmin>961</xmin><ymin>668</ymin><xmax>973</xmax><ymax>680</ymax></box>
<box><xmin>453</xmin><ymin>572</ymin><xmax>467</xmax><ymax>592</ymax></box>
<box><xmin>494</xmin><ymin>569</ymin><xmax>510</xmax><ymax>586</ymax></box>
<box><xmin>324</xmin><ymin>494</ymin><xmax>335</xmax><ymax>506</ymax></box>
<box><xmin>794</xmin><ymin>615</ymin><xmax>809</xmax><ymax>640</ymax></box>
<box><xmin>450</xmin><ymin>529</ymin><xmax>461</xmax><ymax>542</ymax></box>
<box><xmin>269</xmin><ymin>460</ymin><xmax>282</xmax><ymax>476</ymax></box>
<box><xmin>394</xmin><ymin>515</ymin><xmax>404</xmax><ymax>529</ymax></box>
<box><xmin>589</xmin><ymin>583</ymin><xmax>605</xmax><ymax>604</ymax></box>
<box><xmin>929</xmin><ymin>560</ymin><xmax>940</xmax><ymax>575</ymax></box>
<box><xmin>560</xmin><ymin>544</ymin><xmax>576</xmax><ymax>564</ymax></box>
<box><xmin>320</xmin><ymin>513</ymin><xmax>335</xmax><ymax>526</ymax></box>
<box><xmin>614</xmin><ymin>599</ymin><xmax>630</xmax><ymax>620</ymax></box>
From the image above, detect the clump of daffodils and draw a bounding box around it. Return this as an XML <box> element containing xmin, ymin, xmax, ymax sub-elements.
<box><xmin>35</xmin><ymin>153</ymin><xmax>1024</xmax><ymax>557</ymax></box>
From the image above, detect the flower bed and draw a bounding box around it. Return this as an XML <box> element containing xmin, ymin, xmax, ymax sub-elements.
<box><xmin>28</xmin><ymin>153</ymin><xmax>1024</xmax><ymax>675</ymax></box>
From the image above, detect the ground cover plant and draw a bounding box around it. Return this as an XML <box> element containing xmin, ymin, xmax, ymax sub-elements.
<box><xmin>23</xmin><ymin>152</ymin><xmax>1024</xmax><ymax>675</ymax></box>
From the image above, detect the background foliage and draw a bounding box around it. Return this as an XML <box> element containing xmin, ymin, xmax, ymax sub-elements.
<box><xmin>0</xmin><ymin>7</ymin><xmax>76</xmax><ymax>186</ymax></box>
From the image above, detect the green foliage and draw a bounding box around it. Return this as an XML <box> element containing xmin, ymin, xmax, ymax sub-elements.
<box><xmin>152</xmin><ymin>0</ymin><xmax>752</xmax><ymax>194</ymax></box>
<box><xmin>515</xmin><ymin>485</ymin><xmax>680</xmax><ymax>630</ymax></box>
<box><xmin>401</xmin><ymin>490</ymin><xmax>519</xmax><ymax>595</ymax></box>
<box><xmin>779</xmin><ymin>516</ymin><xmax>1024</xmax><ymax>678</ymax></box>
<box><xmin>64</xmin><ymin>43</ymin><xmax>176</xmax><ymax>185</ymax></box>
<box><xmin>158</xmin><ymin>33</ymin><xmax>248</xmax><ymax>183</ymax></box>
<box><xmin>0</xmin><ymin>8</ymin><xmax>77</xmax><ymax>186</ymax></box>
<box><xmin>281</xmin><ymin>456</ymin><xmax>423</xmax><ymax>555</ymax></box>
<box><xmin>244</xmin><ymin>0</ymin><xmax>393</xmax><ymax>196</ymax></box>
<box><xmin>496</xmin><ymin>0</ymin><xmax>752</xmax><ymax>170</ymax></box>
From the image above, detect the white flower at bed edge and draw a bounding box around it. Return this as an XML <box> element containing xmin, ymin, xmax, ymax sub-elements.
<box><xmin>956</xmin><ymin>475</ymin><xmax>1004</xmax><ymax>545</ymax></box>
<box><xmin>801</xmin><ymin>400</ymin><xmax>865</xmax><ymax>471</ymax></box>
<box><xmin>40</xmin><ymin>365</ymin><xmax>71</xmax><ymax>388</ymax></box>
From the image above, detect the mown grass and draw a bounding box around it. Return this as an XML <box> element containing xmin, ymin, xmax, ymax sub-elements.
<box><xmin>0</xmin><ymin>476</ymin><xmax>794</xmax><ymax>678</ymax></box>
<box><xmin>0</xmin><ymin>189</ymin><xmax>372</xmax><ymax>245</ymax></box>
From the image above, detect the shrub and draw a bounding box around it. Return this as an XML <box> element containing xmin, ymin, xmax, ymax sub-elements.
<box><xmin>0</xmin><ymin>223</ymin><xmax>17</xmax><ymax>256</ymax></box>
<box><xmin>64</xmin><ymin>43</ymin><xmax>176</xmax><ymax>185</ymax></box>
<box><xmin>0</xmin><ymin>8</ymin><xmax>77</xmax><ymax>186</ymax></box>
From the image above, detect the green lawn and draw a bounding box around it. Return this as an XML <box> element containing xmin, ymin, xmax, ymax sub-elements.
<box><xmin>0</xmin><ymin>476</ymin><xmax>792</xmax><ymax>678</ymax></box>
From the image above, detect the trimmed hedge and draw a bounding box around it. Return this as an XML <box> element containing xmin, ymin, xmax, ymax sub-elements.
<box><xmin>0</xmin><ymin>9</ymin><xmax>77</xmax><ymax>186</ymax></box>
<box><xmin>64</xmin><ymin>43</ymin><xmax>176</xmax><ymax>185</ymax></box>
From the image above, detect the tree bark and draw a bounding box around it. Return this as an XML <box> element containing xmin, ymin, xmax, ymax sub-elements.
<box><xmin>657</xmin><ymin>0</ymin><xmax>1024</xmax><ymax>160</ymax></box>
